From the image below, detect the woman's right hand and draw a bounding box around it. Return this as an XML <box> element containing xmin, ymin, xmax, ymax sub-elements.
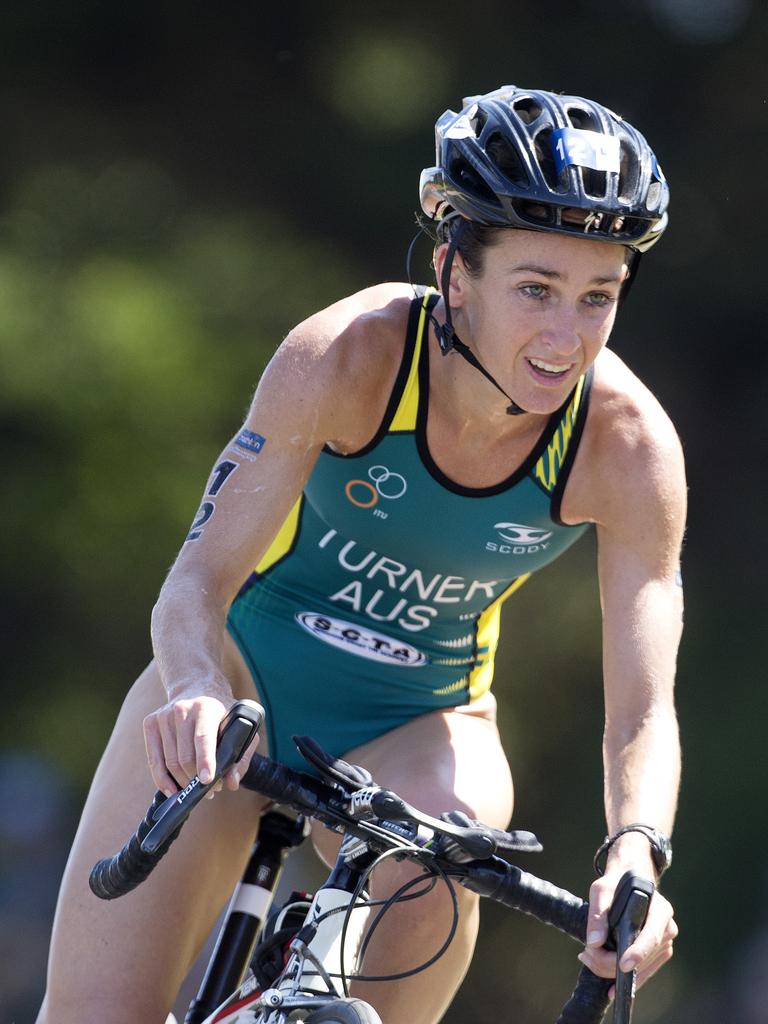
<box><xmin>143</xmin><ymin>692</ymin><xmax>255</xmax><ymax>797</ymax></box>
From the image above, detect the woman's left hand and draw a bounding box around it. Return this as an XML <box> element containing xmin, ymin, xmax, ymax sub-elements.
<box><xmin>578</xmin><ymin>868</ymin><xmax>678</xmax><ymax>996</ymax></box>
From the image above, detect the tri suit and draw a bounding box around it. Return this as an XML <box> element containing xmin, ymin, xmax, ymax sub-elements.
<box><xmin>227</xmin><ymin>289</ymin><xmax>594</xmax><ymax>769</ymax></box>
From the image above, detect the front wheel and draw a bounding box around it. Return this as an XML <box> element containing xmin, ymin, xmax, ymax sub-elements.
<box><xmin>304</xmin><ymin>998</ymin><xmax>383</xmax><ymax>1023</ymax></box>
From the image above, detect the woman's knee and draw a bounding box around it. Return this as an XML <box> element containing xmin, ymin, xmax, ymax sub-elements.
<box><xmin>362</xmin><ymin>856</ymin><xmax>481</xmax><ymax>979</ymax></box>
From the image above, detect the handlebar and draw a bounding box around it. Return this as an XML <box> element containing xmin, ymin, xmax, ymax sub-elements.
<box><xmin>142</xmin><ymin>700</ymin><xmax>262</xmax><ymax>854</ymax></box>
<box><xmin>89</xmin><ymin>700</ymin><xmax>263</xmax><ymax>899</ymax></box>
<box><xmin>89</xmin><ymin>701</ymin><xmax>653</xmax><ymax>1023</ymax></box>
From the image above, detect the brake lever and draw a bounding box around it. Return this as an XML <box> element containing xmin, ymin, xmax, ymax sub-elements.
<box><xmin>370</xmin><ymin>791</ymin><xmax>542</xmax><ymax>859</ymax></box>
<box><xmin>141</xmin><ymin>699</ymin><xmax>264</xmax><ymax>854</ymax></box>
<box><xmin>606</xmin><ymin>872</ymin><xmax>654</xmax><ymax>1023</ymax></box>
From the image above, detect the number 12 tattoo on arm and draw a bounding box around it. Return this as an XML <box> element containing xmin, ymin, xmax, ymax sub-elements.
<box><xmin>186</xmin><ymin>459</ymin><xmax>240</xmax><ymax>542</ymax></box>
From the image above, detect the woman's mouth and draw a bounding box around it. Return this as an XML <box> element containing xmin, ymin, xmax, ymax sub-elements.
<box><xmin>526</xmin><ymin>357</ymin><xmax>574</xmax><ymax>384</ymax></box>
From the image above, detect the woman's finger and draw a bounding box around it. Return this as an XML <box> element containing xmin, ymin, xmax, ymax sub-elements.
<box><xmin>606</xmin><ymin>940</ymin><xmax>674</xmax><ymax>1001</ymax></box>
<box><xmin>224</xmin><ymin>730</ymin><xmax>261</xmax><ymax>791</ymax></box>
<box><xmin>192</xmin><ymin>698</ymin><xmax>227</xmax><ymax>784</ymax></box>
<box><xmin>158</xmin><ymin>707</ymin><xmax>191</xmax><ymax>789</ymax></box>
<box><xmin>143</xmin><ymin>713</ymin><xmax>180</xmax><ymax>796</ymax></box>
<box><xmin>172</xmin><ymin>701</ymin><xmax>201</xmax><ymax>782</ymax></box>
<box><xmin>619</xmin><ymin>893</ymin><xmax>677</xmax><ymax>972</ymax></box>
<box><xmin>585</xmin><ymin>875</ymin><xmax>618</xmax><ymax>950</ymax></box>
<box><xmin>577</xmin><ymin>947</ymin><xmax>616</xmax><ymax>979</ymax></box>
<box><xmin>635</xmin><ymin>941</ymin><xmax>675</xmax><ymax>989</ymax></box>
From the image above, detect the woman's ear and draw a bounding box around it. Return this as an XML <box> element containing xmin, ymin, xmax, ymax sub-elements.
<box><xmin>434</xmin><ymin>242</ymin><xmax>469</xmax><ymax>308</ymax></box>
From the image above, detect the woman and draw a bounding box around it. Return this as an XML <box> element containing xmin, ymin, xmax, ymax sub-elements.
<box><xmin>38</xmin><ymin>85</ymin><xmax>683</xmax><ymax>1024</ymax></box>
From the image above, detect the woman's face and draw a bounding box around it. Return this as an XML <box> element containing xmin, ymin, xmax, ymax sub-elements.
<box><xmin>442</xmin><ymin>228</ymin><xmax>630</xmax><ymax>416</ymax></box>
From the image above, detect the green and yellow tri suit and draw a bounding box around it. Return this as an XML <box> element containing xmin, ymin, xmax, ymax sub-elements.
<box><xmin>227</xmin><ymin>289</ymin><xmax>593</xmax><ymax>768</ymax></box>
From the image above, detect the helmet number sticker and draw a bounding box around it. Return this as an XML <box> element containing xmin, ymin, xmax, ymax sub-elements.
<box><xmin>552</xmin><ymin>128</ymin><xmax>620</xmax><ymax>174</ymax></box>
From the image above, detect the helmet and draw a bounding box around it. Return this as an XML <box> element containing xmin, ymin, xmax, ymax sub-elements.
<box><xmin>420</xmin><ymin>85</ymin><xmax>669</xmax><ymax>252</ymax></box>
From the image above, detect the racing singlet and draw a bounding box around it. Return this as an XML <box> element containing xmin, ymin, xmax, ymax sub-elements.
<box><xmin>227</xmin><ymin>289</ymin><xmax>593</xmax><ymax>767</ymax></box>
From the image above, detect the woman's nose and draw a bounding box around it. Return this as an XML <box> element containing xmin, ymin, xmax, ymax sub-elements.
<box><xmin>537</xmin><ymin>322</ymin><xmax>580</xmax><ymax>359</ymax></box>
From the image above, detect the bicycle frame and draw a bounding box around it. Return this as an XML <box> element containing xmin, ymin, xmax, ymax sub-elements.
<box><xmin>91</xmin><ymin>703</ymin><xmax>651</xmax><ymax>1024</ymax></box>
<box><xmin>197</xmin><ymin>831</ymin><xmax>378</xmax><ymax>1024</ymax></box>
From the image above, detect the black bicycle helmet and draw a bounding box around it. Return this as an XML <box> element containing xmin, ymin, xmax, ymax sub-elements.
<box><xmin>420</xmin><ymin>85</ymin><xmax>668</xmax><ymax>252</ymax></box>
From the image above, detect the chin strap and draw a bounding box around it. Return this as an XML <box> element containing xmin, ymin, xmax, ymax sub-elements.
<box><xmin>407</xmin><ymin>216</ymin><xmax>638</xmax><ymax>413</ymax></box>
<box><xmin>426</xmin><ymin>217</ymin><xmax>528</xmax><ymax>417</ymax></box>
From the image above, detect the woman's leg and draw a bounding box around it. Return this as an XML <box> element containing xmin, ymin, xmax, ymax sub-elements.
<box><xmin>37</xmin><ymin>634</ymin><xmax>267</xmax><ymax>1024</ymax></box>
<box><xmin>312</xmin><ymin>694</ymin><xmax>514</xmax><ymax>1024</ymax></box>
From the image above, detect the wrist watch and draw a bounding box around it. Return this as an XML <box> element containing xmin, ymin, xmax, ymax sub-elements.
<box><xmin>593</xmin><ymin>823</ymin><xmax>673</xmax><ymax>878</ymax></box>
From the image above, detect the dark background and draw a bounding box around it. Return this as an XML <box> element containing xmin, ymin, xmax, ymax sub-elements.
<box><xmin>2</xmin><ymin>1</ymin><xmax>766</xmax><ymax>1020</ymax></box>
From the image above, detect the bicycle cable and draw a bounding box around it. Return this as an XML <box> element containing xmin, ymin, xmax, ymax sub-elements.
<box><xmin>332</xmin><ymin>845</ymin><xmax>461</xmax><ymax>995</ymax></box>
<box><xmin>302</xmin><ymin>859</ymin><xmax>443</xmax><ymax>996</ymax></box>
<box><xmin>359</xmin><ymin>874</ymin><xmax>440</xmax><ymax>963</ymax></box>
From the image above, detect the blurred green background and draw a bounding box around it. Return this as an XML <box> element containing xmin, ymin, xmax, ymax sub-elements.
<box><xmin>2</xmin><ymin>1</ymin><xmax>766</xmax><ymax>1020</ymax></box>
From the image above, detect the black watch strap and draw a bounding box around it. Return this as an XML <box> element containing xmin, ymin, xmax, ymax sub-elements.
<box><xmin>593</xmin><ymin>823</ymin><xmax>673</xmax><ymax>878</ymax></box>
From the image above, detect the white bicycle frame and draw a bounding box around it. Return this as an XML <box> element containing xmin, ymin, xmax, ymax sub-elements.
<box><xmin>202</xmin><ymin>836</ymin><xmax>374</xmax><ymax>1024</ymax></box>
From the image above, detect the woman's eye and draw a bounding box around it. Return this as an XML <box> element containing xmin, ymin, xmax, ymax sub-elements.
<box><xmin>584</xmin><ymin>291</ymin><xmax>614</xmax><ymax>307</ymax></box>
<box><xmin>521</xmin><ymin>284</ymin><xmax>548</xmax><ymax>300</ymax></box>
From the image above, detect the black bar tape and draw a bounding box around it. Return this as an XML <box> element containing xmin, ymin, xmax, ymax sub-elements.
<box><xmin>556</xmin><ymin>966</ymin><xmax>611</xmax><ymax>1024</ymax></box>
<box><xmin>465</xmin><ymin>862</ymin><xmax>611</xmax><ymax>1021</ymax></box>
<box><xmin>241</xmin><ymin>753</ymin><xmax>336</xmax><ymax>814</ymax></box>
<box><xmin>89</xmin><ymin>792</ymin><xmax>183</xmax><ymax>900</ymax></box>
<box><xmin>465</xmin><ymin>861</ymin><xmax>589</xmax><ymax>941</ymax></box>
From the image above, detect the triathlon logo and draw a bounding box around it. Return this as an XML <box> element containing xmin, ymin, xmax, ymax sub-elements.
<box><xmin>486</xmin><ymin>522</ymin><xmax>553</xmax><ymax>555</ymax></box>
<box><xmin>345</xmin><ymin>465</ymin><xmax>408</xmax><ymax>509</ymax></box>
<box><xmin>296</xmin><ymin>612</ymin><xmax>427</xmax><ymax>667</ymax></box>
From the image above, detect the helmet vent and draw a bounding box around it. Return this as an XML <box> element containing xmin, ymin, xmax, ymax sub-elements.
<box><xmin>617</xmin><ymin>216</ymin><xmax>644</xmax><ymax>240</ymax></box>
<box><xmin>533</xmin><ymin>128</ymin><xmax>561</xmax><ymax>191</ymax></box>
<box><xmin>512</xmin><ymin>96</ymin><xmax>542</xmax><ymax>125</ymax></box>
<box><xmin>618</xmin><ymin>140</ymin><xmax>640</xmax><ymax>204</ymax></box>
<box><xmin>469</xmin><ymin>107</ymin><xmax>488</xmax><ymax>137</ymax></box>
<box><xmin>486</xmin><ymin>132</ymin><xmax>528</xmax><ymax>188</ymax></box>
<box><xmin>449</xmin><ymin>156</ymin><xmax>498</xmax><ymax>204</ymax></box>
<box><xmin>567</xmin><ymin>107</ymin><xmax>598</xmax><ymax>132</ymax></box>
<box><xmin>582</xmin><ymin>169</ymin><xmax>607</xmax><ymax>199</ymax></box>
<box><xmin>513</xmin><ymin>199</ymin><xmax>555</xmax><ymax>226</ymax></box>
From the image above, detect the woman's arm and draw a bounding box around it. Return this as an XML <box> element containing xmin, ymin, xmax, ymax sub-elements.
<box><xmin>143</xmin><ymin>285</ymin><xmax>411</xmax><ymax>795</ymax></box>
<box><xmin>576</xmin><ymin>373</ymin><xmax>686</xmax><ymax>990</ymax></box>
<box><xmin>146</xmin><ymin>333</ymin><xmax>330</xmax><ymax>795</ymax></box>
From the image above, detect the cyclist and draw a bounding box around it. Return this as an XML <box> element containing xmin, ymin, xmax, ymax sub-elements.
<box><xmin>38</xmin><ymin>85</ymin><xmax>683</xmax><ymax>1024</ymax></box>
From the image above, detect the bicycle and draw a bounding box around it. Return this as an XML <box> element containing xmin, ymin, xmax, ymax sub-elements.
<box><xmin>90</xmin><ymin>700</ymin><xmax>654</xmax><ymax>1023</ymax></box>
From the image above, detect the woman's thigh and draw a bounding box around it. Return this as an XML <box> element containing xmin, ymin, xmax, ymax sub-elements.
<box><xmin>308</xmin><ymin>695</ymin><xmax>514</xmax><ymax>1021</ymax></box>
<box><xmin>312</xmin><ymin>693</ymin><xmax>514</xmax><ymax>864</ymax></box>
<box><xmin>352</xmin><ymin>693</ymin><xmax>513</xmax><ymax>824</ymax></box>
<box><xmin>40</xmin><ymin>633</ymin><xmax>267</xmax><ymax>1024</ymax></box>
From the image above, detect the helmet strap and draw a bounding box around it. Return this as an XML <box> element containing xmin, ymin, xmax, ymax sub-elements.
<box><xmin>429</xmin><ymin>218</ymin><xmax>528</xmax><ymax>416</ymax></box>
<box><xmin>618</xmin><ymin>251</ymin><xmax>642</xmax><ymax>308</ymax></box>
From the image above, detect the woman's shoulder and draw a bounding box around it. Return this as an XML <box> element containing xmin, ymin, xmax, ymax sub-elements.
<box><xmin>561</xmin><ymin>348</ymin><xmax>685</xmax><ymax>526</ymax></box>
<box><xmin>277</xmin><ymin>283</ymin><xmax>415</xmax><ymax>365</ymax></box>
<box><xmin>588</xmin><ymin>347</ymin><xmax>682</xmax><ymax>460</ymax></box>
<box><xmin>262</xmin><ymin>283</ymin><xmax>420</xmax><ymax>451</ymax></box>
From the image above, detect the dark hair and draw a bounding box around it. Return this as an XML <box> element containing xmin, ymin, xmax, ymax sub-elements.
<box><xmin>433</xmin><ymin>214</ymin><xmax>506</xmax><ymax>277</ymax></box>
<box><xmin>431</xmin><ymin>211</ymin><xmax>636</xmax><ymax>283</ymax></box>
